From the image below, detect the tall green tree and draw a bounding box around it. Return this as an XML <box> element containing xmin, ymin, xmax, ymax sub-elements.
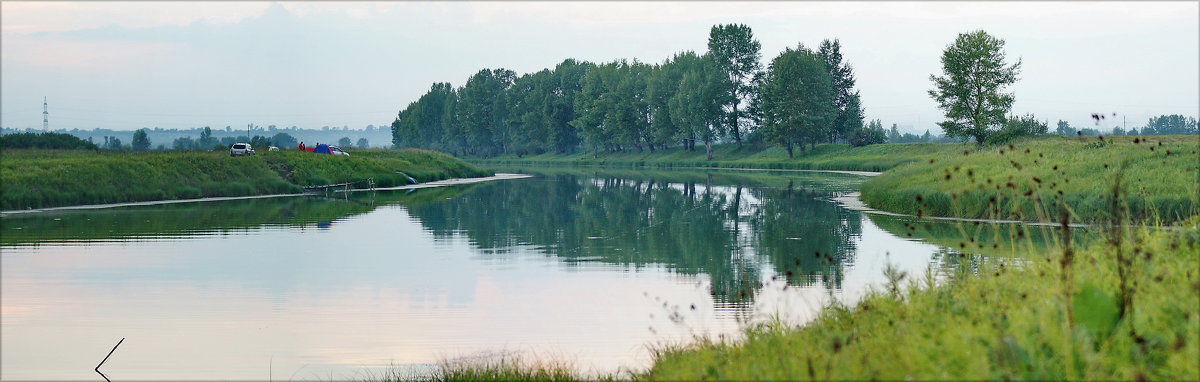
<box><xmin>459</xmin><ymin>68</ymin><xmax>515</xmax><ymax>156</ymax></box>
<box><xmin>1055</xmin><ymin>120</ymin><xmax>1074</xmax><ymax>136</ymax></box>
<box><xmin>928</xmin><ymin>30</ymin><xmax>1022</xmax><ymax>146</ymax></box>
<box><xmin>506</xmin><ymin>70</ymin><xmax>551</xmax><ymax>156</ymax></box>
<box><xmin>547</xmin><ymin>59</ymin><xmax>590</xmax><ymax>153</ymax></box>
<box><xmin>668</xmin><ymin>56</ymin><xmax>726</xmax><ymax>160</ymax></box>
<box><xmin>707</xmin><ymin>24</ymin><xmax>762</xmax><ymax>148</ymax></box>
<box><xmin>818</xmin><ymin>39</ymin><xmax>860</xmax><ymax>143</ymax></box>
<box><xmin>131</xmin><ymin>129</ymin><xmax>151</xmax><ymax>151</ymax></box>
<box><xmin>197</xmin><ymin>126</ymin><xmax>217</xmax><ymax>149</ymax></box>
<box><xmin>271</xmin><ymin>132</ymin><xmax>298</xmax><ymax>148</ymax></box>
<box><xmin>760</xmin><ymin>46</ymin><xmax>835</xmax><ymax>157</ymax></box>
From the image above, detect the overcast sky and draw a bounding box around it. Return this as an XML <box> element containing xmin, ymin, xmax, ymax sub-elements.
<box><xmin>2</xmin><ymin>1</ymin><xmax>1197</xmax><ymax>134</ymax></box>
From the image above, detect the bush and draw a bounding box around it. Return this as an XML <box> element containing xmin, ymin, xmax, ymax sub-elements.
<box><xmin>0</xmin><ymin>132</ymin><xmax>98</xmax><ymax>150</ymax></box>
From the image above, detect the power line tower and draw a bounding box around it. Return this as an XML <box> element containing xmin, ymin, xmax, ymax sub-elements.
<box><xmin>42</xmin><ymin>97</ymin><xmax>49</xmax><ymax>131</ymax></box>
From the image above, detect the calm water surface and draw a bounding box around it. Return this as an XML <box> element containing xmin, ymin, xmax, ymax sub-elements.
<box><xmin>3</xmin><ymin>168</ymin><xmax>966</xmax><ymax>380</ymax></box>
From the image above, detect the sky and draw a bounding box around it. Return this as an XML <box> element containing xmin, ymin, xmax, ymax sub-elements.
<box><xmin>2</xmin><ymin>1</ymin><xmax>1197</xmax><ymax>134</ymax></box>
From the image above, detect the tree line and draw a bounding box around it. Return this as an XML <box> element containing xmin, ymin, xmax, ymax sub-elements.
<box><xmin>394</xmin><ymin>27</ymin><xmax>1197</xmax><ymax>157</ymax></box>
<box><xmin>392</xmin><ymin>25</ymin><xmax>871</xmax><ymax>159</ymax></box>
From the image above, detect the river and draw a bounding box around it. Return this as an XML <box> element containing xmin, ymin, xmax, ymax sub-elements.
<box><xmin>2</xmin><ymin>167</ymin><xmax>983</xmax><ymax>380</ymax></box>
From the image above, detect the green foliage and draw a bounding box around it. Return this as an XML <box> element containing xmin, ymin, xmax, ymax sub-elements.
<box><xmin>387</xmin><ymin>25</ymin><xmax>868</xmax><ymax>159</ymax></box>
<box><xmin>761</xmin><ymin>45</ymin><xmax>836</xmax><ymax>157</ymax></box>
<box><xmin>1072</xmin><ymin>283</ymin><xmax>1120</xmax><ymax>341</ymax></box>
<box><xmin>644</xmin><ymin>223</ymin><xmax>1199</xmax><ymax>380</ymax></box>
<box><xmin>667</xmin><ymin>55</ymin><xmax>727</xmax><ymax>159</ymax></box>
<box><xmin>102</xmin><ymin>136</ymin><xmax>124</xmax><ymax>150</ymax></box>
<box><xmin>849</xmin><ymin>119</ymin><xmax>887</xmax><ymax>146</ymax></box>
<box><xmin>131</xmin><ymin>129</ymin><xmax>151</xmax><ymax>151</ymax></box>
<box><xmin>0</xmin><ymin>149</ymin><xmax>491</xmax><ymax>210</ymax></box>
<box><xmin>818</xmin><ymin>39</ymin><xmax>862</xmax><ymax>143</ymax></box>
<box><xmin>1056</xmin><ymin>120</ymin><xmax>1075</xmax><ymax>136</ymax></box>
<box><xmin>338</xmin><ymin>136</ymin><xmax>352</xmax><ymax>147</ymax></box>
<box><xmin>272</xmin><ymin>132</ymin><xmax>299</xmax><ymax>148</ymax></box>
<box><xmin>861</xmin><ymin>135</ymin><xmax>1199</xmax><ymax>223</ymax></box>
<box><xmin>0</xmin><ymin>132</ymin><xmax>98</xmax><ymax>150</ymax></box>
<box><xmin>707</xmin><ymin>23</ymin><xmax>763</xmax><ymax>147</ymax></box>
<box><xmin>249</xmin><ymin>135</ymin><xmax>273</xmax><ymax>150</ymax></box>
<box><xmin>985</xmin><ymin>113</ymin><xmax>1049</xmax><ymax>145</ymax></box>
<box><xmin>929</xmin><ymin>30</ymin><xmax>1022</xmax><ymax>146</ymax></box>
<box><xmin>1143</xmin><ymin>114</ymin><xmax>1198</xmax><ymax>135</ymax></box>
<box><xmin>460</xmin><ymin>68</ymin><xmax>516</xmax><ymax>156</ymax></box>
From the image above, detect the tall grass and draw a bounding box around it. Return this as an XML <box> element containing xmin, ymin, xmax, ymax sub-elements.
<box><xmin>861</xmin><ymin>135</ymin><xmax>1199</xmax><ymax>223</ymax></box>
<box><xmin>0</xmin><ymin>148</ymin><xmax>492</xmax><ymax>210</ymax></box>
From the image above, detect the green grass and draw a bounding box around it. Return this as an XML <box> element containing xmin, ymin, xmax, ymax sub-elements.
<box><xmin>353</xmin><ymin>355</ymin><xmax>608</xmax><ymax>382</ymax></box>
<box><xmin>860</xmin><ymin>135</ymin><xmax>1200</xmax><ymax>223</ymax></box>
<box><xmin>643</xmin><ymin>218</ymin><xmax>1200</xmax><ymax>381</ymax></box>
<box><xmin>0</xmin><ymin>148</ymin><xmax>492</xmax><ymax>210</ymax></box>
<box><xmin>477</xmin><ymin>142</ymin><xmax>967</xmax><ymax>172</ymax></box>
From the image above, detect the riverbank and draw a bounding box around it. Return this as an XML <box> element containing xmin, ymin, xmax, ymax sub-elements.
<box><xmin>485</xmin><ymin>135</ymin><xmax>1197</xmax><ymax>223</ymax></box>
<box><xmin>0</xmin><ymin>148</ymin><xmax>492</xmax><ymax>210</ymax></box>
<box><xmin>860</xmin><ymin>135</ymin><xmax>1198</xmax><ymax>223</ymax></box>
<box><xmin>475</xmin><ymin>142</ymin><xmax>964</xmax><ymax>172</ymax></box>
<box><xmin>419</xmin><ymin>217</ymin><xmax>1198</xmax><ymax>381</ymax></box>
<box><xmin>642</xmin><ymin>217</ymin><xmax>1199</xmax><ymax>380</ymax></box>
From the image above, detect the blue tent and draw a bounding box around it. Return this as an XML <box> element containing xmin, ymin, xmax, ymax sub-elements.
<box><xmin>312</xmin><ymin>143</ymin><xmax>332</xmax><ymax>154</ymax></box>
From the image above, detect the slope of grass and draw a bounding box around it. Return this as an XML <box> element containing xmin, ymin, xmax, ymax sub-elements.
<box><xmin>644</xmin><ymin>219</ymin><xmax>1200</xmax><ymax>381</ymax></box>
<box><xmin>860</xmin><ymin>135</ymin><xmax>1200</xmax><ymax>223</ymax></box>
<box><xmin>477</xmin><ymin>142</ymin><xmax>967</xmax><ymax>172</ymax></box>
<box><xmin>0</xmin><ymin>148</ymin><xmax>492</xmax><ymax>210</ymax></box>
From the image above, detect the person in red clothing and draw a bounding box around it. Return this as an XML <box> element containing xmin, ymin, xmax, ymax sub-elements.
<box><xmin>298</xmin><ymin>142</ymin><xmax>305</xmax><ymax>151</ymax></box>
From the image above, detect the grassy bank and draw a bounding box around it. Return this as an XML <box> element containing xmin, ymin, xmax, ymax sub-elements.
<box><xmin>644</xmin><ymin>218</ymin><xmax>1199</xmax><ymax>380</ymax></box>
<box><xmin>860</xmin><ymin>135</ymin><xmax>1199</xmax><ymax>223</ymax></box>
<box><xmin>477</xmin><ymin>142</ymin><xmax>966</xmax><ymax>172</ymax></box>
<box><xmin>0</xmin><ymin>148</ymin><xmax>491</xmax><ymax>210</ymax></box>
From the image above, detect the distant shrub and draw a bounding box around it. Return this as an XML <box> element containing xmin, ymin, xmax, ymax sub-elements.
<box><xmin>0</xmin><ymin>132</ymin><xmax>98</xmax><ymax>150</ymax></box>
<box><xmin>985</xmin><ymin>114</ymin><xmax>1049</xmax><ymax>145</ymax></box>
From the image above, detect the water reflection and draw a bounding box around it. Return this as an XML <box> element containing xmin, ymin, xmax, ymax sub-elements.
<box><xmin>0</xmin><ymin>186</ymin><xmax>473</xmax><ymax>246</ymax></box>
<box><xmin>2</xmin><ymin>168</ymin><xmax>953</xmax><ymax>380</ymax></box>
<box><xmin>403</xmin><ymin>169</ymin><xmax>866</xmax><ymax>306</ymax></box>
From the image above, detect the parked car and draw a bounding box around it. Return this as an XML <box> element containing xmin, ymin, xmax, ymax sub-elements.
<box><xmin>268</xmin><ymin>146</ymin><xmax>280</xmax><ymax>152</ymax></box>
<box><xmin>329</xmin><ymin>146</ymin><xmax>351</xmax><ymax>157</ymax></box>
<box><xmin>229</xmin><ymin>143</ymin><xmax>255</xmax><ymax>156</ymax></box>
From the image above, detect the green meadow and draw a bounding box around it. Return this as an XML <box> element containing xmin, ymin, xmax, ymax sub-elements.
<box><xmin>860</xmin><ymin>135</ymin><xmax>1199</xmax><ymax>223</ymax></box>
<box><xmin>0</xmin><ymin>148</ymin><xmax>491</xmax><ymax>210</ymax></box>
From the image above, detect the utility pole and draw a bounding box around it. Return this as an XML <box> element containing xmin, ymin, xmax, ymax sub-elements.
<box><xmin>42</xmin><ymin>97</ymin><xmax>49</xmax><ymax>131</ymax></box>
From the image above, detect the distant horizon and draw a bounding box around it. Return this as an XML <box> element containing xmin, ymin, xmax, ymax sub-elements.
<box><xmin>3</xmin><ymin>1</ymin><xmax>1197</xmax><ymax>135</ymax></box>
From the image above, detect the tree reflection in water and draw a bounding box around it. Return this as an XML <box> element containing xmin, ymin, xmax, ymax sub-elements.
<box><xmin>404</xmin><ymin>170</ymin><xmax>864</xmax><ymax>306</ymax></box>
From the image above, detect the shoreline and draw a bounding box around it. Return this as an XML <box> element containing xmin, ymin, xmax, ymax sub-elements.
<box><xmin>0</xmin><ymin>173</ymin><xmax>532</xmax><ymax>216</ymax></box>
<box><xmin>832</xmin><ymin>191</ymin><xmax>1092</xmax><ymax>227</ymax></box>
